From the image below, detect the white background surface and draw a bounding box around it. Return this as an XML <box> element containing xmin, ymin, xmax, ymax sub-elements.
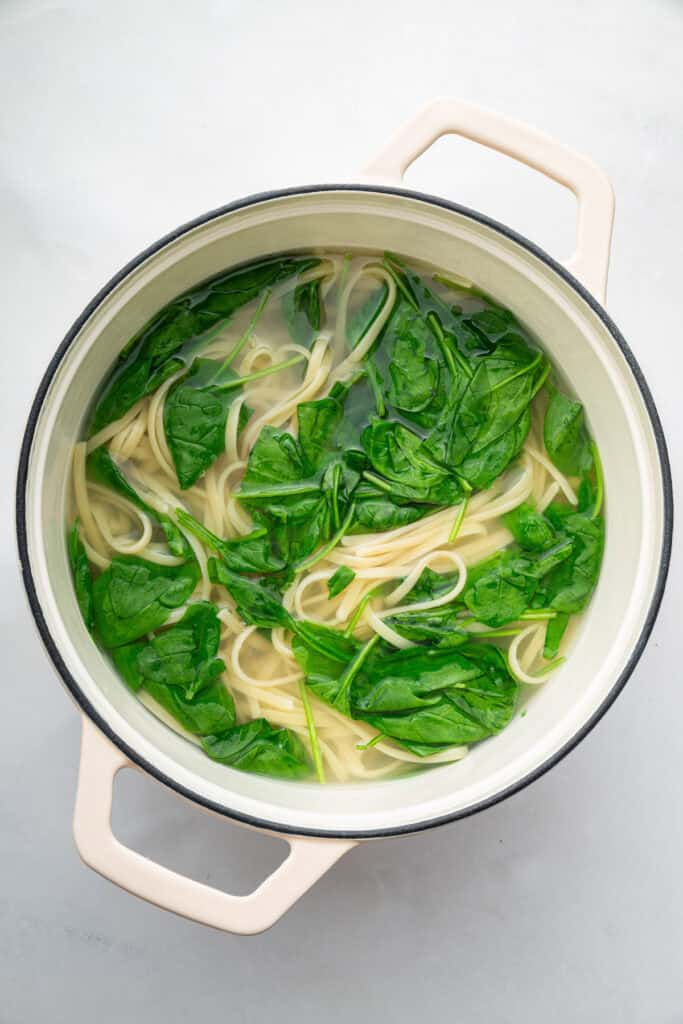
<box><xmin>1</xmin><ymin>1</ymin><xmax>681</xmax><ymax>1020</ymax></box>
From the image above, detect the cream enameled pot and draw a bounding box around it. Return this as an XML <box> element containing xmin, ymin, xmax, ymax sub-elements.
<box><xmin>16</xmin><ymin>100</ymin><xmax>672</xmax><ymax>934</ymax></box>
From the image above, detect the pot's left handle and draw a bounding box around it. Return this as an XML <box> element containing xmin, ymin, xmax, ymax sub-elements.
<box><xmin>73</xmin><ymin>717</ymin><xmax>356</xmax><ymax>935</ymax></box>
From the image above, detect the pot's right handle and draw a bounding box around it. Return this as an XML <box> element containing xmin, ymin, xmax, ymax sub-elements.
<box><xmin>362</xmin><ymin>99</ymin><xmax>615</xmax><ymax>303</ymax></box>
<box><xmin>73</xmin><ymin>717</ymin><xmax>355</xmax><ymax>935</ymax></box>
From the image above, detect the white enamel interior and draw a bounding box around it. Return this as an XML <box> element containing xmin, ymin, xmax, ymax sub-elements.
<box><xmin>23</xmin><ymin>189</ymin><xmax>666</xmax><ymax>837</ymax></box>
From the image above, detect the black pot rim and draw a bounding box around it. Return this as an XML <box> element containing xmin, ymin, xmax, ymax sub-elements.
<box><xmin>15</xmin><ymin>183</ymin><xmax>674</xmax><ymax>840</ymax></box>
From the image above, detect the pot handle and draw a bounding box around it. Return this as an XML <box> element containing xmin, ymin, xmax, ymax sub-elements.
<box><xmin>73</xmin><ymin>717</ymin><xmax>356</xmax><ymax>934</ymax></box>
<box><xmin>362</xmin><ymin>98</ymin><xmax>614</xmax><ymax>302</ymax></box>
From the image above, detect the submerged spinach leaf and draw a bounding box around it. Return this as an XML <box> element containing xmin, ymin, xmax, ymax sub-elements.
<box><xmin>380</xmin><ymin>297</ymin><xmax>447</xmax><ymax>429</ymax></box>
<box><xmin>87</xmin><ymin>446</ymin><xmax>189</xmax><ymax>556</ymax></box>
<box><xmin>163</xmin><ymin>359</ymin><xmax>249</xmax><ymax>490</ymax></box>
<box><xmin>543</xmin><ymin>611</ymin><xmax>570</xmax><ymax>660</ymax></box>
<box><xmin>282</xmin><ymin>278</ymin><xmax>323</xmax><ymax>346</ymax></box>
<box><xmin>68</xmin><ymin>521</ymin><xmax>94</xmax><ymax>632</ymax></box>
<box><xmin>112</xmin><ymin>602</ymin><xmax>225</xmax><ymax>700</ymax></box>
<box><xmin>543</xmin><ymin>387</ymin><xmax>592</xmax><ymax>476</ymax></box>
<box><xmin>90</xmin><ymin>255</ymin><xmax>317</xmax><ymax>434</ymax></box>
<box><xmin>202</xmin><ymin>719</ymin><xmax>311</xmax><ymax>778</ymax></box>
<box><xmin>143</xmin><ymin>678</ymin><xmax>236</xmax><ymax>737</ymax></box>
<box><xmin>93</xmin><ymin>554</ymin><xmax>200</xmax><ymax>648</ymax></box>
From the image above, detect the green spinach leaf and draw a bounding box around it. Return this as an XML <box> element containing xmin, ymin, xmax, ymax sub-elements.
<box><xmin>68</xmin><ymin>521</ymin><xmax>95</xmax><ymax>632</ymax></box>
<box><xmin>503</xmin><ymin>501</ymin><xmax>556</xmax><ymax>551</ymax></box>
<box><xmin>176</xmin><ymin>509</ymin><xmax>285</xmax><ymax>575</ymax></box>
<box><xmin>87</xmin><ymin>446</ymin><xmax>189</xmax><ymax>556</ymax></box>
<box><xmin>208</xmin><ymin>558</ymin><xmax>293</xmax><ymax>630</ymax></box>
<box><xmin>463</xmin><ymin>542</ymin><xmax>572</xmax><ymax>627</ymax></box>
<box><xmin>93</xmin><ymin>554</ymin><xmax>200</xmax><ymax>648</ymax></box>
<box><xmin>90</xmin><ymin>255</ymin><xmax>317</xmax><ymax>434</ymax></box>
<box><xmin>112</xmin><ymin>601</ymin><xmax>225</xmax><ymax>700</ymax></box>
<box><xmin>282</xmin><ymin>278</ymin><xmax>323</xmax><ymax>346</ymax></box>
<box><xmin>202</xmin><ymin>719</ymin><xmax>311</xmax><ymax>778</ymax></box>
<box><xmin>543</xmin><ymin>387</ymin><xmax>592</xmax><ymax>476</ymax></box>
<box><xmin>327</xmin><ymin>566</ymin><xmax>356</xmax><ymax>598</ymax></box>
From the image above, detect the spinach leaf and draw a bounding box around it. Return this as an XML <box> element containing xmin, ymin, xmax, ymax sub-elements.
<box><xmin>282</xmin><ymin>278</ymin><xmax>323</xmax><ymax>346</ymax></box>
<box><xmin>463</xmin><ymin>542</ymin><xmax>572</xmax><ymax>627</ymax></box>
<box><xmin>90</xmin><ymin>255</ymin><xmax>317</xmax><ymax>434</ymax></box>
<box><xmin>93</xmin><ymin>554</ymin><xmax>200</xmax><ymax>648</ymax></box>
<box><xmin>202</xmin><ymin>719</ymin><xmax>311</xmax><ymax>779</ymax></box>
<box><xmin>353</xmin><ymin>646</ymin><xmax>486</xmax><ymax>712</ymax></box>
<box><xmin>378</xmin><ymin>296</ymin><xmax>448</xmax><ymax>429</ymax></box>
<box><xmin>68</xmin><ymin>521</ymin><xmax>94</xmax><ymax>632</ymax></box>
<box><xmin>87</xmin><ymin>445</ymin><xmax>189</xmax><ymax>556</ymax></box>
<box><xmin>383</xmin><ymin>605</ymin><xmax>469</xmax><ymax>648</ymax></box>
<box><xmin>458</xmin><ymin>407</ymin><xmax>531</xmax><ymax>490</ymax></box>
<box><xmin>293</xmin><ymin>618</ymin><xmax>517</xmax><ymax>754</ymax></box>
<box><xmin>503</xmin><ymin>501</ymin><xmax>556</xmax><ymax>551</ymax></box>
<box><xmin>112</xmin><ymin>602</ymin><xmax>225</xmax><ymax>700</ymax></box>
<box><xmin>297</xmin><ymin>394</ymin><xmax>346</xmax><ymax>475</ymax></box>
<box><xmin>291</xmin><ymin>622</ymin><xmax>362</xmax><ymax>706</ymax></box>
<box><xmin>163</xmin><ymin>359</ymin><xmax>249</xmax><ymax>489</ymax></box>
<box><xmin>144</xmin><ymin>678</ymin><xmax>236</xmax><ymax>737</ymax></box>
<box><xmin>208</xmin><ymin>558</ymin><xmax>293</xmax><ymax>630</ymax></box>
<box><xmin>355</xmin><ymin>643</ymin><xmax>517</xmax><ymax>749</ymax></box>
<box><xmin>536</xmin><ymin>509</ymin><xmax>604</xmax><ymax>614</ymax></box>
<box><xmin>383</xmin><ymin>254</ymin><xmax>486</xmax><ymax>361</ymax></box>
<box><xmin>327</xmin><ymin>566</ymin><xmax>356</xmax><ymax>598</ymax></box>
<box><xmin>543</xmin><ymin>387</ymin><xmax>592</xmax><ymax>476</ymax></box>
<box><xmin>347</xmin><ymin>283</ymin><xmax>390</xmax><ymax>350</ymax></box>
<box><xmin>362</xmin><ymin>419</ymin><xmax>464</xmax><ymax>505</ymax></box>
<box><xmin>240</xmin><ymin>424</ymin><xmax>309</xmax><ymax>494</ymax></box>
<box><xmin>351</xmin><ymin>481</ymin><xmax>429</xmax><ymax>532</ymax></box>
<box><xmin>176</xmin><ymin>510</ymin><xmax>285</xmax><ymax>575</ymax></box>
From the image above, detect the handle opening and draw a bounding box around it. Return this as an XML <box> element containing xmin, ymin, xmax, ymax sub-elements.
<box><xmin>403</xmin><ymin>132</ymin><xmax>578</xmax><ymax>267</ymax></box>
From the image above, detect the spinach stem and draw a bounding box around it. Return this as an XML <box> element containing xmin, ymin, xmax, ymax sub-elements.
<box><xmin>299</xmin><ymin>680</ymin><xmax>325</xmax><ymax>783</ymax></box>
<box><xmin>330</xmin><ymin>463</ymin><xmax>342</xmax><ymax>531</ymax></box>
<box><xmin>175</xmin><ymin>508</ymin><xmax>222</xmax><ymax>552</ymax></box>
<box><xmin>590</xmin><ymin>441</ymin><xmax>604</xmax><ymax>518</ymax></box>
<box><xmin>344</xmin><ymin>584</ymin><xmax>384</xmax><ymax>638</ymax></box>
<box><xmin>218</xmin><ymin>353</ymin><xmax>304</xmax><ymax>392</ymax></box>
<box><xmin>240</xmin><ymin>482</ymin><xmax>320</xmax><ymax>500</ymax></box>
<box><xmin>468</xmin><ymin>626</ymin><xmax>525</xmax><ymax>638</ymax></box>
<box><xmin>295</xmin><ymin>503</ymin><xmax>356</xmax><ymax>573</ymax></box>
<box><xmin>519</xmin><ymin>609</ymin><xmax>557</xmax><ymax>621</ymax></box>
<box><xmin>448</xmin><ymin>495</ymin><xmax>469</xmax><ymax>543</ymax></box>
<box><xmin>509</xmin><ymin>654</ymin><xmax>566</xmax><ymax>684</ymax></box>
<box><xmin>333</xmin><ymin>634</ymin><xmax>380</xmax><ymax>714</ymax></box>
<box><xmin>427</xmin><ymin>311</ymin><xmax>472</xmax><ymax>380</ymax></box>
<box><xmin>220</xmin><ymin>287</ymin><xmax>272</xmax><ymax>369</ymax></box>
<box><xmin>356</xmin><ymin>732</ymin><xmax>384</xmax><ymax>751</ymax></box>
<box><xmin>366</xmin><ymin>359</ymin><xmax>387</xmax><ymax>417</ymax></box>
<box><xmin>382</xmin><ymin>255</ymin><xmax>418</xmax><ymax>310</ymax></box>
<box><xmin>489</xmin><ymin>350</ymin><xmax>543</xmax><ymax>392</ymax></box>
<box><xmin>361</xmin><ymin>470</ymin><xmax>393</xmax><ymax>494</ymax></box>
<box><xmin>432</xmin><ymin>273</ymin><xmax>493</xmax><ymax>303</ymax></box>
